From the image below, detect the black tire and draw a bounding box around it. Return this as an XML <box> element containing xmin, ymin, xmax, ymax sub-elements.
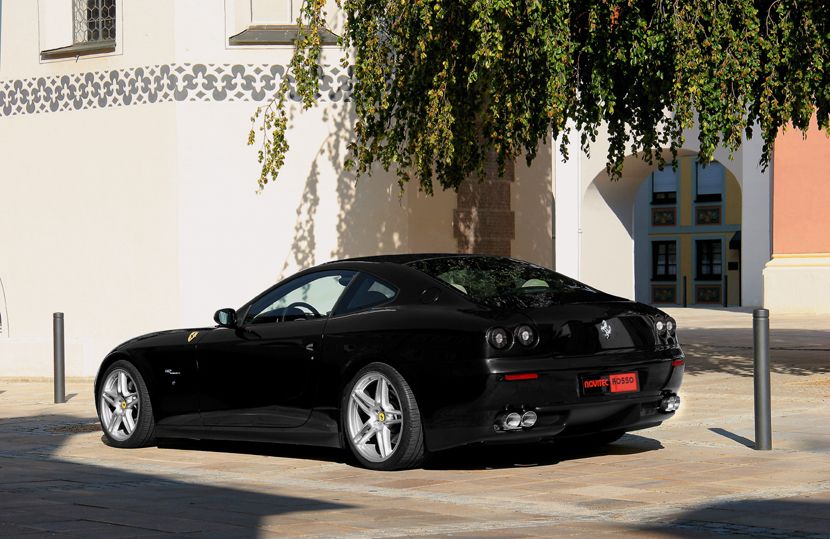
<box><xmin>97</xmin><ymin>360</ymin><xmax>156</xmax><ymax>448</ymax></box>
<box><xmin>341</xmin><ymin>362</ymin><xmax>425</xmax><ymax>471</ymax></box>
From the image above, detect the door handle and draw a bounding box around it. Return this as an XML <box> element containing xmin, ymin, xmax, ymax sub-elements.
<box><xmin>164</xmin><ymin>369</ymin><xmax>181</xmax><ymax>375</ymax></box>
<box><xmin>305</xmin><ymin>343</ymin><xmax>315</xmax><ymax>352</ymax></box>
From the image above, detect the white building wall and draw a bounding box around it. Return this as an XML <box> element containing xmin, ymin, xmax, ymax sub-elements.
<box><xmin>0</xmin><ymin>104</ymin><xmax>181</xmax><ymax>376</ymax></box>
<box><xmin>0</xmin><ymin>0</ymin><xmax>776</xmax><ymax>378</ymax></box>
<box><xmin>0</xmin><ymin>0</ymin><xmax>413</xmax><ymax>376</ymax></box>
<box><xmin>739</xmin><ymin>130</ymin><xmax>772</xmax><ymax>308</ymax></box>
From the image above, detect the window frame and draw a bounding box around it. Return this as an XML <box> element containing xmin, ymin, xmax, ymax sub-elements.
<box><xmin>651</xmin><ymin>207</ymin><xmax>677</xmax><ymax>227</ymax></box>
<box><xmin>651</xmin><ymin>284</ymin><xmax>677</xmax><ymax>304</ymax></box>
<box><xmin>695</xmin><ymin>205</ymin><xmax>722</xmax><ymax>226</ymax></box>
<box><xmin>40</xmin><ymin>0</ymin><xmax>119</xmax><ymax>61</ymax></box>
<box><xmin>226</xmin><ymin>0</ymin><xmax>338</xmax><ymax>46</ymax></box>
<box><xmin>695</xmin><ymin>239</ymin><xmax>723</xmax><ymax>281</ymax></box>
<box><xmin>651</xmin><ymin>167</ymin><xmax>678</xmax><ymax>205</ymax></box>
<box><xmin>651</xmin><ymin>240</ymin><xmax>678</xmax><ymax>282</ymax></box>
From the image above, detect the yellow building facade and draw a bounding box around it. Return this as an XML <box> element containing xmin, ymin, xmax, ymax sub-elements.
<box><xmin>634</xmin><ymin>157</ymin><xmax>742</xmax><ymax>306</ymax></box>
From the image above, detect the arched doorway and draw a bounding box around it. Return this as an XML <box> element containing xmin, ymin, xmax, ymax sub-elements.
<box><xmin>554</xmin><ymin>127</ymin><xmax>770</xmax><ymax>308</ymax></box>
<box><xmin>632</xmin><ymin>158</ymin><xmax>742</xmax><ymax>306</ymax></box>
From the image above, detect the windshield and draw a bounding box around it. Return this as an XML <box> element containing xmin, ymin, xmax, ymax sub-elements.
<box><xmin>407</xmin><ymin>256</ymin><xmax>613</xmax><ymax>308</ymax></box>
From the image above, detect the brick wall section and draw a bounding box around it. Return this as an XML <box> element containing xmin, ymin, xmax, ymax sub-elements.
<box><xmin>453</xmin><ymin>154</ymin><xmax>515</xmax><ymax>256</ymax></box>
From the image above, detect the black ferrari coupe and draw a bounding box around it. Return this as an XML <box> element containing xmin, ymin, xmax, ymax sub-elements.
<box><xmin>95</xmin><ymin>254</ymin><xmax>684</xmax><ymax>470</ymax></box>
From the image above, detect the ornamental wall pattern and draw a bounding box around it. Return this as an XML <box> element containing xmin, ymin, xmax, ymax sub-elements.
<box><xmin>0</xmin><ymin>63</ymin><xmax>353</xmax><ymax>117</ymax></box>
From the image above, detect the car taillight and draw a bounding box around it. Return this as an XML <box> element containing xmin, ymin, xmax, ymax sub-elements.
<box><xmin>504</xmin><ymin>373</ymin><xmax>539</xmax><ymax>381</ymax></box>
<box><xmin>515</xmin><ymin>325</ymin><xmax>536</xmax><ymax>347</ymax></box>
<box><xmin>488</xmin><ymin>327</ymin><xmax>511</xmax><ymax>350</ymax></box>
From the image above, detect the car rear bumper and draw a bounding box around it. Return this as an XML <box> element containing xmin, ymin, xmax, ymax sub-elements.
<box><xmin>423</xmin><ymin>355</ymin><xmax>684</xmax><ymax>452</ymax></box>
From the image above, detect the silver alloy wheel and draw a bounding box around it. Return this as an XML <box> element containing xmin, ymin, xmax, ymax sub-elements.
<box><xmin>99</xmin><ymin>369</ymin><xmax>140</xmax><ymax>442</ymax></box>
<box><xmin>346</xmin><ymin>372</ymin><xmax>404</xmax><ymax>463</ymax></box>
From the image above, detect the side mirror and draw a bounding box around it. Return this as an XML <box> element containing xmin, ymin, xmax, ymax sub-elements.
<box><xmin>214</xmin><ymin>308</ymin><xmax>237</xmax><ymax>328</ymax></box>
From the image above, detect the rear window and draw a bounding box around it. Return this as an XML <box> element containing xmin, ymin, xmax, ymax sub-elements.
<box><xmin>407</xmin><ymin>256</ymin><xmax>611</xmax><ymax>307</ymax></box>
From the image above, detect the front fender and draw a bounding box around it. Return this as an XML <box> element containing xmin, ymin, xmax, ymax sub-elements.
<box><xmin>93</xmin><ymin>351</ymin><xmax>158</xmax><ymax>417</ymax></box>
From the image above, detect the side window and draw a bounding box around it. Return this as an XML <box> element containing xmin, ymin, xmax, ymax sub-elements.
<box><xmin>246</xmin><ymin>271</ymin><xmax>356</xmax><ymax>324</ymax></box>
<box><xmin>337</xmin><ymin>275</ymin><xmax>397</xmax><ymax>315</ymax></box>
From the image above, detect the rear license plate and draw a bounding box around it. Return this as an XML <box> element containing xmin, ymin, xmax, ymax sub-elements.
<box><xmin>581</xmin><ymin>372</ymin><xmax>639</xmax><ymax>396</ymax></box>
<box><xmin>609</xmin><ymin>372</ymin><xmax>639</xmax><ymax>393</ymax></box>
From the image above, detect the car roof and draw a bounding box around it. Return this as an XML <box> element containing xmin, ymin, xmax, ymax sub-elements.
<box><xmin>326</xmin><ymin>253</ymin><xmax>501</xmax><ymax>265</ymax></box>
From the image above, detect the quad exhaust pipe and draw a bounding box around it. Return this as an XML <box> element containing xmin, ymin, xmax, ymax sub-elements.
<box><xmin>659</xmin><ymin>393</ymin><xmax>681</xmax><ymax>412</ymax></box>
<box><xmin>498</xmin><ymin>410</ymin><xmax>538</xmax><ymax>431</ymax></box>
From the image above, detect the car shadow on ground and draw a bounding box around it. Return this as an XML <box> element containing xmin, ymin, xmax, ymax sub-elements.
<box><xmin>635</xmin><ymin>498</ymin><xmax>830</xmax><ymax>538</ymax></box>
<box><xmin>680</xmin><ymin>328</ymin><xmax>830</xmax><ymax>377</ymax></box>
<box><xmin>158</xmin><ymin>434</ymin><xmax>663</xmax><ymax>471</ymax></box>
<box><xmin>0</xmin><ymin>415</ymin><xmax>353</xmax><ymax>537</ymax></box>
<box><xmin>424</xmin><ymin>433</ymin><xmax>664</xmax><ymax>470</ymax></box>
<box><xmin>157</xmin><ymin>437</ymin><xmax>348</xmax><ymax>465</ymax></box>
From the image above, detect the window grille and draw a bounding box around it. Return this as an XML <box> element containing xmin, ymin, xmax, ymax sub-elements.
<box><xmin>73</xmin><ymin>0</ymin><xmax>116</xmax><ymax>44</ymax></box>
<box><xmin>652</xmin><ymin>241</ymin><xmax>677</xmax><ymax>281</ymax></box>
<box><xmin>696</xmin><ymin>239</ymin><xmax>723</xmax><ymax>280</ymax></box>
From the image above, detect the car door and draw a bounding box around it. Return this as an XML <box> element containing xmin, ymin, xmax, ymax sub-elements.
<box><xmin>197</xmin><ymin>270</ymin><xmax>356</xmax><ymax>428</ymax></box>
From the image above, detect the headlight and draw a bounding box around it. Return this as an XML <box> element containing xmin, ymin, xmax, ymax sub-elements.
<box><xmin>488</xmin><ymin>327</ymin><xmax>511</xmax><ymax>350</ymax></box>
<box><xmin>515</xmin><ymin>325</ymin><xmax>536</xmax><ymax>347</ymax></box>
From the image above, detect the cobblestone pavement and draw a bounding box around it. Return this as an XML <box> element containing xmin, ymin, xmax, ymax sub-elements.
<box><xmin>1</xmin><ymin>309</ymin><xmax>829</xmax><ymax>538</ymax></box>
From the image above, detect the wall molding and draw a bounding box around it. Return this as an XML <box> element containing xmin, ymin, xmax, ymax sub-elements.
<box><xmin>0</xmin><ymin>63</ymin><xmax>352</xmax><ymax>117</ymax></box>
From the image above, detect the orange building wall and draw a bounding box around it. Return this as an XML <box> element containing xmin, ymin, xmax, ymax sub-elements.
<box><xmin>773</xmin><ymin>119</ymin><xmax>830</xmax><ymax>255</ymax></box>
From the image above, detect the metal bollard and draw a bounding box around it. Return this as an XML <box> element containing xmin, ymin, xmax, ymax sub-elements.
<box><xmin>53</xmin><ymin>312</ymin><xmax>65</xmax><ymax>404</ymax></box>
<box><xmin>753</xmin><ymin>308</ymin><xmax>771</xmax><ymax>450</ymax></box>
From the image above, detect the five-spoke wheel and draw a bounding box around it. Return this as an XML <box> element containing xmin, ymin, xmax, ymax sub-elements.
<box><xmin>347</xmin><ymin>372</ymin><xmax>404</xmax><ymax>462</ymax></box>
<box><xmin>342</xmin><ymin>363</ymin><xmax>424</xmax><ymax>470</ymax></box>
<box><xmin>99</xmin><ymin>369</ymin><xmax>140</xmax><ymax>441</ymax></box>
<box><xmin>96</xmin><ymin>360</ymin><xmax>155</xmax><ymax>448</ymax></box>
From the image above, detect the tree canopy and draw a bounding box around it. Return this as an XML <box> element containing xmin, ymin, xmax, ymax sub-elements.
<box><xmin>250</xmin><ymin>0</ymin><xmax>829</xmax><ymax>193</ymax></box>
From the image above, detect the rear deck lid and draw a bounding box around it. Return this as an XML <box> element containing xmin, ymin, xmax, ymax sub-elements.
<box><xmin>524</xmin><ymin>302</ymin><xmax>658</xmax><ymax>355</ymax></box>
